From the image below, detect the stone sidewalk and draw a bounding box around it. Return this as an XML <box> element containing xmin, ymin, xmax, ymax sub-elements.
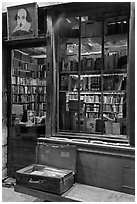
<box><xmin>2</xmin><ymin>177</ymin><xmax>135</xmax><ymax>202</ymax></box>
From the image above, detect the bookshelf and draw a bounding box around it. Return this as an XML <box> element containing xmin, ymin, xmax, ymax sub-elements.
<box><xmin>11</xmin><ymin>50</ymin><xmax>47</xmax><ymax>120</ymax></box>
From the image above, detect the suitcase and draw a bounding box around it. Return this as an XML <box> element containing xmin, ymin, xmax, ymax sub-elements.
<box><xmin>16</xmin><ymin>142</ymin><xmax>76</xmax><ymax>195</ymax></box>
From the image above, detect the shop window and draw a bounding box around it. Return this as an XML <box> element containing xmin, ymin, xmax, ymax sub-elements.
<box><xmin>58</xmin><ymin>14</ymin><xmax>128</xmax><ymax>139</ymax></box>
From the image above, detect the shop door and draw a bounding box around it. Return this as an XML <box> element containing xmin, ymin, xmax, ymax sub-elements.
<box><xmin>8</xmin><ymin>46</ymin><xmax>47</xmax><ymax>177</ymax></box>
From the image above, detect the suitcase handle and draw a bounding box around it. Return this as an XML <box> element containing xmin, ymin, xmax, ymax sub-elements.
<box><xmin>28</xmin><ymin>178</ymin><xmax>47</xmax><ymax>184</ymax></box>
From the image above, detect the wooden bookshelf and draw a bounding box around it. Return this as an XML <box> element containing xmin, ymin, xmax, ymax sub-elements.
<box><xmin>11</xmin><ymin>50</ymin><xmax>47</xmax><ymax>117</ymax></box>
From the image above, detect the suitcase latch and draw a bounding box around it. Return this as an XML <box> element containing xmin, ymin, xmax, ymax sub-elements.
<box><xmin>29</xmin><ymin>178</ymin><xmax>46</xmax><ymax>184</ymax></box>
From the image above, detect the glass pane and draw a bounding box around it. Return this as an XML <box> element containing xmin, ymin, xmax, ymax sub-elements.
<box><xmin>59</xmin><ymin>16</ymin><xmax>80</xmax><ymax>132</ymax></box>
<box><xmin>103</xmin><ymin>17</ymin><xmax>128</xmax><ymax>136</ymax></box>
<box><xmin>11</xmin><ymin>47</ymin><xmax>46</xmax><ymax>136</ymax></box>
<box><xmin>80</xmin><ymin>16</ymin><xmax>103</xmax><ymax>133</ymax></box>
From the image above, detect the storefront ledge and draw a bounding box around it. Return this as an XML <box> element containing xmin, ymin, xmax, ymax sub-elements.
<box><xmin>54</xmin><ymin>132</ymin><xmax>128</xmax><ymax>143</ymax></box>
<box><xmin>3</xmin><ymin>36</ymin><xmax>47</xmax><ymax>47</ymax></box>
<box><xmin>38</xmin><ymin>137</ymin><xmax>135</xmax><ymax>159</ymax></box>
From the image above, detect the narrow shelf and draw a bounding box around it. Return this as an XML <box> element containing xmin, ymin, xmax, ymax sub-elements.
<box><xmin>12</xmin><ymin>84</ymin><xmax>46</xmax><ymax>87</ymax></box>
<box><xmin>85</xmin><ymin>102</ymin><xmax>100</xmax><ymax>104</ymax></box>
<box><xmin>85</xmin><ymin>102</ymin><xmax>122</xmax><ymax>105</ymax></box>
<box><xmin>12</xmin><ymin>93</ymin><xmax>37</xmax><ymax>95</ymax></box>
<box><xmin>60</xmin><ymin>69</ymin><xmax>127</xmax><ymax>75</ymax></box>
<box><xmin>60</xmin><ymin>90</ymin><xmax>125</xmax><ymax>95</ymax></box>
<box><xmin>103</xmin><ymin>103</ymin><xmax>122</xmax><ymax>105</ymax></box>
<box><xmin>12</xmin><ymin>69</ymin><xmax>31</xmax><ymax>73</ymax></box>
<box><xmin>12</xmin><ymin>101</ymin><xmax>46</xmax><ymax>104</ymax></box>
<box><xmin>12</xmin><ymin>57</ymin><xmax>39</xmax><ymax>66</ymax></box>
<box><xmin>86</xmin><ymin>111</ymin><xmax>99</xmax><ymax>113</ymax></box>
<box><xmin>86</xmin><ymin>111</ymin><xmax>120</xmax><ymax>114</ymax></box>
<box><xmin>103</xmin><ymin>111</ymin><xmax>122</xmax><ymax>114</ymax></box>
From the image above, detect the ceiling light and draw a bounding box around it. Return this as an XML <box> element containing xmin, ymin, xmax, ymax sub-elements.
<box><xmin>31</xmin><ymin>55</ymin><xmax>47</xmax><ymax>58</ymax></box>
<box><xmin>66</xmin><ymin>18</ymin><xmax>71</xmax><ymax>23</ymax></box>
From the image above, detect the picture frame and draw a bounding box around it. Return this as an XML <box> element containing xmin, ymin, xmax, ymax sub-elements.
<box><xmin>7</xmin><ymin>3</ymin><xmax>38</xmax><ymax>40</ymax></box>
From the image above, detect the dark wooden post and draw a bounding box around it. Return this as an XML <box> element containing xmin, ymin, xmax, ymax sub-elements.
<box><xmin>127</xmin><ymin>2</ymin><xmax>135</xmax><ymax>146</ymax></box>
<box><xmin>45</xmin><ymin>14</ymin><xmax>53</xmax><ymax>137</ymax></box>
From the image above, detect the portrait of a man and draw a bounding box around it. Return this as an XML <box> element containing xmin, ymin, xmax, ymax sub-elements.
<box><xmin>7</xmin><ymin>3</ymin><xmax>38</xmax><ymax>39</ymax></box>
<box><xmin>12</xmin><ymin>8</ymin><xmax>33</xmax><ymax>36</ymax></box>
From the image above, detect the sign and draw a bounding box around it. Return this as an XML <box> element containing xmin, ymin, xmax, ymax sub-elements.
<box><xmin>7</xmin><ymin>3</ymin><xmax>38</xmax><ymax>40</ymax></box>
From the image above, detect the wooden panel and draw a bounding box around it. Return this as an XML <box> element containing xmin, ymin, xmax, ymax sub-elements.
<box><xmin>8</xmin><ymin>139</ymin><xmax>36</xmax><ymax>165</ymax></box>
<box><xmin>122</xmin><ymin>168</ymin><xmax>135</xmax><ymax>188</ymax></box>
<box><xmin>75</xmin><ymin>149</ymin><xmax>134</xmax><ymax>193</ymax></box>
<box><xmin>122</xmin><ymin>157</ymin><xmax>135</xmax><ymax>194</ymax></box>
<box><xmin>8</xmin><ymin>139</ymin><xmax>37</xmax><ymax>177</ymax></box>
<box><xmin>8</xmin><ymin>164</ymin><xmax>26</xmax><ymax>178</ymax></box>
<box><xmin>123</xmin><ymin>158</ymin><xmax>135</xmax><ymax>168</ymax></box>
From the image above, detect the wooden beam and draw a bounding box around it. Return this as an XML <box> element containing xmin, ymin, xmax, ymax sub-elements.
<box><xmin>127</xmin><ymin>3</ymin><xmax>135</xmax><ymax>146</ymax></box>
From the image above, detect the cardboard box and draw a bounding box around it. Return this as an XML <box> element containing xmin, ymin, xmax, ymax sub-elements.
<box><xmin>86</xmin><ymin>118</ymin><xmax>96</xmax><ymax>133</ymax></box>
<box><xmin>113</xmin><ymin>122</ymin><xmax>120</xmax><ymax>135</ymax></box>
<box><xmin>105</xmin><ymin>121</ymin><xmax>113</xmax><ymax>134</ymax></box>
<box><xmin>105</xmin><ymin>121</ymin><xmax>120</xmax><ymax>135</ymax></box>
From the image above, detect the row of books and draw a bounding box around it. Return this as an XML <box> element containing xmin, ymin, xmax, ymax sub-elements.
<box><xmin>23</xmin><ymin>103</ymin><xmax>37</xmax><ymax>110</ymax></box>
<box><xmin>103</xmin><ymin>95</ymin><xmax>124</xmax><ymax>104</ymax></box>
<box><xmin>37</xmin><ymin>103</ymin><xmax>46</xmax><ymax>110</ymax></box>
<box><xmin>12</xmin><ymin>59</ymin><xmax>38</xmax><ymax>71</ymax></box>
<box><xmin>35</xmin><ymin>110</ymin><xmax>46</xmax><ymax>117</ymax></box>
<box><xmin>60</xmin><ymin>75</ymin><xmax>101</xmax><ymax>92</ymax></box>
<box><xmin>60</xmin><ymin>75</ymin><xmax>126</xmax><ymax>92</ymax></box>
<box><xmin>86</xmin><ymin>104</ymin><xmax>100</xmax><ymax>112</ymax></box>
<box><xmin>84</xmin><ymin>95</ymin><xmax>100</xmax><ymax>103</ymax></box>
<box><xmin>38</xmin><ymin>64</ymin><xmax>46</xmax><ymax>71</ymax></box>
<box><xmin>12</xmin><ymin>85</ymin><xmax>46</xmax><ymax>94</ymax></box>
<box><xmin>12</xmin><ymin>94</ymin><xmax>46</xmax><ymax>103</ymax></box>
<box><xmin>13</xmin><ymin>50</ymin><xmax>38</xmax><ymax>65</ymax></box>
<box><xmin>23</xmin><ymin>104</ymin><xmax>46</xmax><ymax>117</ymax></box>
<box><xmin>66</xmin><ymin>94</ymin><xmax>124</xmax><ymax>105</ymax></box>
<box><xmin>81</xmin><ymin>77</ymin><xmax>101</xmax><ymax>91</ymax></box>
<box><xmin>12</xmin><ymin>67</ymin><xmax>46</xmax><ymax>79</ymax></box>
<box><xmin>66</xmin><ymin>93</ymin><xmax>124</xmax><ymax>103</ymax></box>
<box><xmin>103</xmin><ymin>104</ymin><xmax>123</xmax><ymax>113</ymax></box>
<box><xmin>83</xmin><ymin>95</ymin><xmax>123</xmax><ymax>104</ymax></box>
<box><xmin>60</xmin><ymin>54</ymin><xmax>127</xmax><ymax>72</ymax></box>
<box><xmin>12</xmin><ymin>76</ymin><xmax>46</xmax><ymax>86</ymax></box>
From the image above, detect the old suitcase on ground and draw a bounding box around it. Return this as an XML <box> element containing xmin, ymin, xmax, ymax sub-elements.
<box><xmin>16</xmin><ymin>142</ymin><xmax>76</xmax><ymax>195</ymax></box>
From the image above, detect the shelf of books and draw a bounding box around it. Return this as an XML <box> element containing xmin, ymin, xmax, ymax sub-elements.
<box><xmin>11</xmin><ymin>50</ymin><xmax>47</xmax><ymax>120</ymax></box>
<box><xmin>58</xmin><ymin>15</ymin><xmax>127</xmax><ymax>135</ymax></box>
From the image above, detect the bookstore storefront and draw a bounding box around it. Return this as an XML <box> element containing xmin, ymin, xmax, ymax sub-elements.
<box><xmin>2</xmin><ymin>2</ymin><xmax>135</xmax><ymax>195</ymax></box>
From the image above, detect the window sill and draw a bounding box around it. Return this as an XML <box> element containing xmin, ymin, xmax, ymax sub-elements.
<box><xmin>38</xmin><ymin>135</ymin><xmax>135</xmax><ymax>159</ymax></box>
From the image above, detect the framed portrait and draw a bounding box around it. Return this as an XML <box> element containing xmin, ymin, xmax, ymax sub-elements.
<box><xmin>7</xmin><ymin>3</ymin><xmax>38</xmax><ymax>40</ymax></box>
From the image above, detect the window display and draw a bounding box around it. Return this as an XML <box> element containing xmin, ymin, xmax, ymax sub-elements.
<box><xmin>58</xmin><ymin>14</ymin><xmax>127</xmax><ymax>136</ymax></box>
